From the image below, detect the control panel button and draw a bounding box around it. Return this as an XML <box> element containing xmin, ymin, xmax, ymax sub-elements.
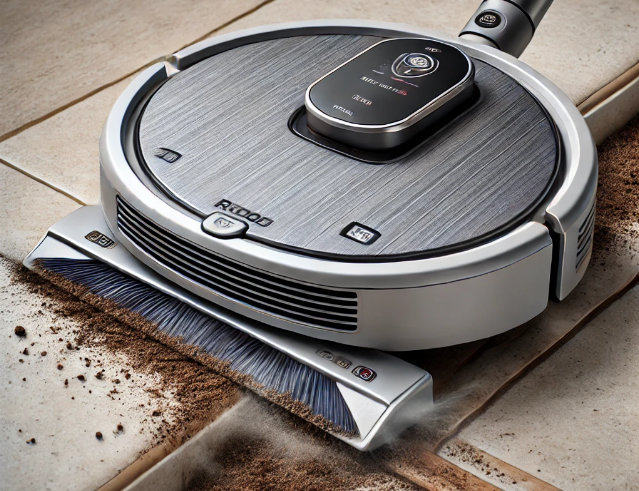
<box><xmin>392</xmin><ymin>53</ymin><xmax>438</xmax><ymax>78</ymax></box>
<box><xmin>341</xmin><ymin>222</ymin><xmax>381</xmax><ymax>245</ymax></box>
<box><xmin>475</xmin><ymin>10</ymin><xmax>502</xmax><ymax>28</ymax></box>
<box><xmin>202</xmin><ymin>212</ymin><xmax>247</xmax><ymax>238</ymax></box>
<box><xmin>352</xmin><ymin>366</ymin><xmax>377</xmax><ymax>382</ymax></box>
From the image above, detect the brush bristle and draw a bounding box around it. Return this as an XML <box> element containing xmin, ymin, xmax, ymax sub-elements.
<box><xmin>38</xmin><ymin>258</ymin><xmax>357</xmax><ymax>435</ymax></box>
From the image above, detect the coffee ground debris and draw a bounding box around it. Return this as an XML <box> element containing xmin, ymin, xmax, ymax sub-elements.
<box><xmin>593</xmin><ymin>114</ymin><xmax>639</xmax><ymax>253</ymax></box>
<box><xmin>11</xmin><ymin>263</ymin><xmax>239</xmax><ymax>448</ymax></box>
<box><xmin>14</xmin><ymin>326</ymin><xmax>26</xmax><ymax>337</ymax></box>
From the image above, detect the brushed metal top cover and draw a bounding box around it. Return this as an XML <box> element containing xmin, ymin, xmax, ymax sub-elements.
<box><xmin>137</xmin><ymin>34</ymin><xmax>557</xmax><ymax>259</ymax></box>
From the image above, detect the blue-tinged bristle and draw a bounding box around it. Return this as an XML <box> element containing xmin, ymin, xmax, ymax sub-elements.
<box><xmin>38</xmin><ymin>258</ymin><xmax>357</xmax><ymax>435</ymax></box>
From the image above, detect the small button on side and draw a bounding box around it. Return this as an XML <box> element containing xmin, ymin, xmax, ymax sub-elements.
<box><xmin>202</xmin><ymin>212</ymin><xmax>248</xmax><ymax>238</ymax></box>
<box><xmin>475</xmin><ymin>10</ymin><xmax>502</xmax><ymax>28</ymax></box>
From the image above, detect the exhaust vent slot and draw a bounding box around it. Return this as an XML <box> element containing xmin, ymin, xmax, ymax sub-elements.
<box><xmin>576</xmin><ymin>201</ymin><xmax>595</xmax><ymax>271</ymax></box>
<box><xmin>116</xmin><ymin>197</ymin><xmax>358</xmax><ymax>331</ymax></box>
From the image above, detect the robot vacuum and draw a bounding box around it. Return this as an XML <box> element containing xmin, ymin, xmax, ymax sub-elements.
<box><xmin>100</xmin><ymin>21</ymin><xmax>596</xmax><ymax>350</ymax></box>
<box><xmin>25</xmin><ymin>0</ymin><xmax>597</xmax><ymax>449</ymax></box>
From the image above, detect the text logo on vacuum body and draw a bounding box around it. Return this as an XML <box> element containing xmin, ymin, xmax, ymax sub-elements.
<box><xmin>215</xmin><ymin>199</ymin><xmax>273</xmax><ymax>227</ymax></box>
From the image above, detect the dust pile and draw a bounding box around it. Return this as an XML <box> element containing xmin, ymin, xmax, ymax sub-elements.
<box><xmin>178</xmin><ymin>398</ymin><xmax>418</xmax><ymax>491</ymax></box>
<box><xmin>9</xmin><ymin>260</ymin><xmax>240</xmax><ymax>447</ymax></box>
<box><xmin>593</xmin><ymin>114</ymin><xmax>639</xmax><ymax>254</ymax></box>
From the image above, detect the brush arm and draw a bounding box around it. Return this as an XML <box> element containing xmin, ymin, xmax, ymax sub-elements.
<box><xmin>459</xmin><ymin>0</ymin><xmax>554</xmax><ymax>57</ymax></box>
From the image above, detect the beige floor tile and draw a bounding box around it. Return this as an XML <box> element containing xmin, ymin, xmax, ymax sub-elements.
<box><xmin>0</xmin><ymin>258</ymin><xmax>173</xmax><ymax>491</ymax></box>
<box><xmin>0</xmin><ymin>0</ymin><xmax>266</xmax><ymax>138</ymax></box>
<box><xmin>217</xmin><ymin>0</ymin><xmax>639</xmax><ymax>105</ymax></box>
<box><xmin>451</xmin><ymin>283</ymin><xmax>639</xmax><ymax>491</ymax></box>
<box><xmin>0</xmin><ymin>165</ymin><xmax>80</xmax><ymax>262</ymax></box>
<box><xmin>0</xmin><ymin>76</ymin><xmax>134</xmax><ymax>206</ymax></box>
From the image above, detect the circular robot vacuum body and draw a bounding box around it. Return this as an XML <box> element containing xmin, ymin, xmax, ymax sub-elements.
<box><xmin>99</xmin><ymin>21</ymin><xmax>597</xmax><ymax>351</ymax></box>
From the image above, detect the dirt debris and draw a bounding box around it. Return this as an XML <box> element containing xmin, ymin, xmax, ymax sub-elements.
<box><xmin>593</xmin><ymin>114</ymin><xmax>639</xmax><ymax>254</ymax></box>
<box><xmin>10</xmin><ymin>262</ymin><xmax>240</xmax><ymax>448</ymax></box>
<box><xmin>14</xmin><ymin>325</ymin><xmax>26</xmax><ymax>337</ymax></box>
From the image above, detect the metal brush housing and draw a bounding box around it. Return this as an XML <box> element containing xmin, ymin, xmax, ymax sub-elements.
<box><xmin>94</xmin><ymin>20</ymin><xmax>596</xmax><ymax>351</ymax></box>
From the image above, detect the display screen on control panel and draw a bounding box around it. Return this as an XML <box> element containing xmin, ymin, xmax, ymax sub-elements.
<box><xmin>308</xmin><ymin>38</ymin><xmax>472</xmax><ymax>126</ymax></box>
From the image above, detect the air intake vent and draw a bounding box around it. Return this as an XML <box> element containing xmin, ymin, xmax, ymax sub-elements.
<box><xmin>116</xmin><ymin>197</ymin><xmax>358</xmax><ymax>331</ymax></box>
<box><xmin>576</xmin><ymin>201</ymin><xmax>595</xmax><ymax>271</ymax></box>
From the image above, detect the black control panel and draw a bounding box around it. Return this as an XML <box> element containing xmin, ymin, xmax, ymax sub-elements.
<box><xmin>305</xmin><ymin>38</ymin><xmax>475</xmax><ymax>150</ymax></box>
<box><xmin>308</xmin><ymin>38</ymin><xmax>473</xmax><ymax>126</ymax></box>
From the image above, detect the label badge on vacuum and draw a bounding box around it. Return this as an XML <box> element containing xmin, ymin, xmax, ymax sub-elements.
<box><xmin>341</xmin><ymin>222</ymin><xmax>381</xmax><ymax>245</ymax></box>
<box><xmin>317</xmin><ymin>350</ymin><xmax>352</xmax><ymax>370</ymax></box>
<box><xmin>85</xmin><ymin>231</ymin><xmax>116</xmax><ymax>249</ymax></box>
<box><xmin>352</xmin><ymin>366</ymin><xmax>377</xmax><ymax>382</ymax></box>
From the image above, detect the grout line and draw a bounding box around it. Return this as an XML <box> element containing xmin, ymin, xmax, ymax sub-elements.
<box><xmin>441</xmin><ymin>439</ymin><xmax>563</xmax><ymax>491</ymax></box>
<box><xmin>0</xmin><ymin>0</ymin><xmax>277</xmax><ymax>146</ymax></box>
<box><xmin>578</xmin><ymin>62</ymin><xmax>639</xmax><ymax>116</ymax></box>
<box><xmin>0</xmin><ymin>59</ymin><xmax>167</xmax><ymax>146</ymax></box>
<box><xmin>0</xmin><ymin>157</ymin><xmax>87</xmax><ymax>206</ymax></box>
<box><xmin>434</xmin><ymin>269</ymin><xmax>639</xmax><ymax>454</ymax></box>
<box><xmin>175</xmin><ymin>0</ymin><xmax>278</xmax><ymax>50</ymax></box>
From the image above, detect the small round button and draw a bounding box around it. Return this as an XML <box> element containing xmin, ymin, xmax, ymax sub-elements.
<box><xmin>391</xmin><ymin>53</ymin><xmax>438</xmax><ymax>78</ymax></box>
<box><xmin>475</xmin><ymin>10</ymin><xmax>502</xmax><ymax>28</ymax></box>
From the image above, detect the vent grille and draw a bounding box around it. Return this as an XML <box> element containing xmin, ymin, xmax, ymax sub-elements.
<box><xmin>116</xmin><ymin>197</ymin><xmax>358</xmax><ymax>331</ymax></box>
<box><xmin>576</xmin><ymin>201</ymin><xmax>595</xmax><ymax>271</ymax></box>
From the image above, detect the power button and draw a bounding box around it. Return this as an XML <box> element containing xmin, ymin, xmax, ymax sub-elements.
<box><xmin>202</xmin><ymin>212</ymin><xmax>247</xmax><ymax>238</ymax></box>
<box><xmin>475</xmin><ymin>11</ymin><xmax>502</xmax><ymax>28</ymax></box>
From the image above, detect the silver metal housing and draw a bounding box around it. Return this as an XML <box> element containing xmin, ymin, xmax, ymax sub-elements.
<box><xmin>97</xmin><ymin>20</ymin><xmax>597</xmax><ymax>351</ymax></box>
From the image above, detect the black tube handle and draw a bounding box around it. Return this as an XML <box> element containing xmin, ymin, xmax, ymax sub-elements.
<box><xmin>459</xmin><ymin>0</ymin><xmax>554</xmax><ymax>58</ymax></box>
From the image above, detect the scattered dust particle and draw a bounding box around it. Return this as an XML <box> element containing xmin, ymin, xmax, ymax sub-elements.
<box><xmin>64</xmin><ymin>379</ymin><xmax>68</xmax><ymax>386</ymax></box>
<box><xmin>22</xmin><ymin>378</ymin><xmax>26</xmax><ymax>381</ymax></box>
<box><xmin>77</xmin><ymin>375</ymin><xmax>85</xmax><ymax>381</ymax></box>
<box><xmin>22</xmin><ymin>348</ymin><xmax>29</xmax><ymax>355</ymax></box>
<box><xmin>152</xmin><ymin>410</ymin><xmax>161</xmax><ymax>417</ymax></box>
<box><xmin>26</xmin><ymin>438</ymin><xmax>36</xmax><ymax>444</ymax></box>
<box><xmin>57</xmin><ymin>364</ymin><xmax>64</xmax><ymax>370</ymax></box>
<box><xmin>66</xmin><ymin>342</ymin><xmax>73</xmax><ymax>350</ymax></box>
<box><xmin>113</xmin><ymin>378</ymin><xmax>120</xmax><ymax>384</ymax></box>
<box><xmin>14</xmin><ymin>326</ymin><xmax>26</xmax><ymax>337</ymax></box>
<box><xmin>19</xmin><ymin>359</ymin><xmax>23</xmax><ymax>363</ymax></box>
<box><xmin>125</xmin><ymin>373</ymin><xmax>131</xmax><ymax>380</ymax></box>
<box><xmin>117</xmin><ymin>424</ymin><xmax>124</xmax><ymax>432</ymax></box>
<box><xmin>41</xmin><ymin>351</ymin><xmax>47</xmax><ymax>356</ymax></box>
<box><xmin>95</xmin><ymin>372</ymin><xmax>103</xmax><ymax>380</ymax></box>
<box><xmin>96</xmin><ymin>432</ymin><xmax>103</xmax><ymax>440</ymax></box>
